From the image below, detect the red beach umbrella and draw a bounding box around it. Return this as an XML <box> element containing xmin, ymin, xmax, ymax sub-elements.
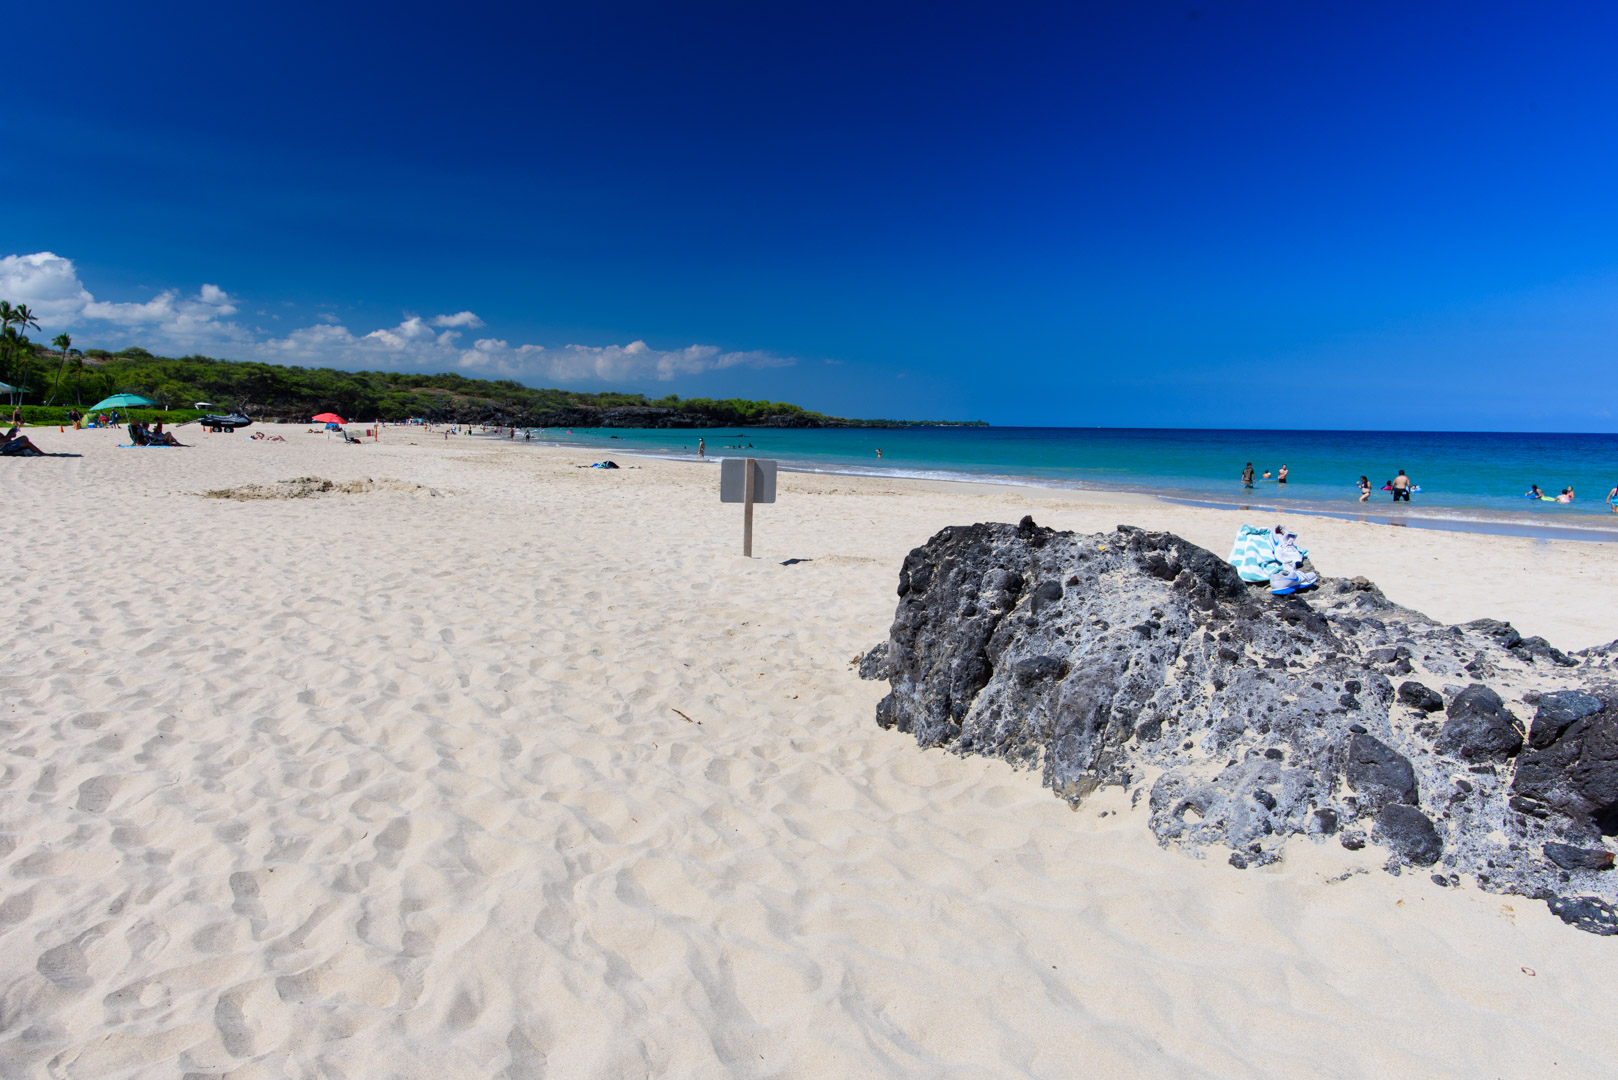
<box><xmin>311</xmin><ymin>412</ymin><xmax>346</xmax><ymax>424</ymax></box>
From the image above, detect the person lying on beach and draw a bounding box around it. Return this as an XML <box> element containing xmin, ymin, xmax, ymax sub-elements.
<box><xmin>1358</xmin><ymin>476</ymin><xmax>1371</xmax><ymax>502</ymax></box>
<box><xmin>1</xmin><ymin>424</ymin><xmax>44</xmax><ymax>456</ymax></box>
<box><xmin>249</xmin><ymin>432</ymin><xmax>287</xmax><ymax>442</ymax></box>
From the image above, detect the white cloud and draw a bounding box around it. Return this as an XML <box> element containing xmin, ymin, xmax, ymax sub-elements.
<box><xmin>361</xmin><ymin>315</ymin><xmax>437</xmax><ymax>349</ymax></box>
<box><xmin>0</xmin><ymin>252</ymin><xmax>95</xmax><ymax>324</ymax></box>
<box><xmin>452</xmin><ymin>339</ymin><xmax>792</xmax><ymax>382</ymax></box>
<box><xmin>0</xmin><ymin>251</ymin><xmax>795</xmax><ymax>384</ymax></box>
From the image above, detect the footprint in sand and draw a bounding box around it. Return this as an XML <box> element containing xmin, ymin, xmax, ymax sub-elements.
<box><xmin>37</xmin><ymin>941</ymin><xmax>91</xmax><ymax>991</ymax></box>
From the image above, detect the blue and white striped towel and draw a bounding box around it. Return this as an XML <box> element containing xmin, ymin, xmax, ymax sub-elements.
<box><xmin>1228</xmin><ymin>524</ymin><xmax>1309</xmax><ymax>582</ymax></box>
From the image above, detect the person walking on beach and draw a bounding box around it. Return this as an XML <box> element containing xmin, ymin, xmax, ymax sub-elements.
<box><xmin>1278</xmin><ymin>464</ymin><xmax>1289</xmax><ymax>485</ymax></box>
<box><xmin>1242</xmin><ymin>462</ymin><xmax>1254</xmax><ymax>487</ymax></box>
<box><xmin>1392</xmin><ymin>470</ymin><xmax>1412</xmax><ymax>502</ymax></box>
<box><xmin>1358</xmin><ymin>476</ymin><xmax>1371</xmax><ymax>502</ymax></box>
<box><xmin>698</xmin><ymin>438</ymin><xmax>705</xmax><ymax>459</ymax></box>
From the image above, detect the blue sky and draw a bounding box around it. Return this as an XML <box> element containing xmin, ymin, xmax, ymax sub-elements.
<box><xmin>5</xmin><ymin>1</ymin><xmax>1617</xmax><ymax>429</ymax></box>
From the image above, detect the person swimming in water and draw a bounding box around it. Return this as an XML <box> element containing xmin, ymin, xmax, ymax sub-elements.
<box><xmin>1557</xmin><ymin>487</ymin><xmax>1575</xmax><ymax>503</ymax></box>
<box><xmin>1526</xmin><ymin>483</ymin><xmax>1545</xmax><ymax>500</ymax></box>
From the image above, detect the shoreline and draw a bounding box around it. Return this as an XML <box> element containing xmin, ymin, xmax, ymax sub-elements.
<box><xmin>498</xmin><ymin>430</ymin><xmax>1618</xmax><ymax>544</ymax></box>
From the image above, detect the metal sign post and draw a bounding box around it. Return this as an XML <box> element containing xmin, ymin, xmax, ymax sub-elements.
<box><xmin>719</xmin><ymin>458</ymin><xmax>777</xmax><ymax>556</ymax></box>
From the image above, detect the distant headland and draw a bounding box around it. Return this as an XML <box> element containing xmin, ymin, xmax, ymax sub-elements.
<box><xmin>11</xmin><ymin>346</ymin><xmax>986</xmax><ymax>429</ymax></box>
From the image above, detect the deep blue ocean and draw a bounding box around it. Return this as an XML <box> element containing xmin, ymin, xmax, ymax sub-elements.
<box><xmin>526</xmin><ymin>425</ymin><xmax>1618</xmax><ymax>535</ymax></box>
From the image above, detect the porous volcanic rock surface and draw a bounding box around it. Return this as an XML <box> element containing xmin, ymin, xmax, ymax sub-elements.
<box><xmin>861</xmin><ymin>517</ymin><xmax>1618</xmax><ymax>934</ymax></box>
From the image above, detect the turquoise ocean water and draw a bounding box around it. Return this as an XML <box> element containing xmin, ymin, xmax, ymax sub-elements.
<box><xmin>525</xmin><ymin>426</ymin><xmax>1618</xmax><ymax>539</ymax></box>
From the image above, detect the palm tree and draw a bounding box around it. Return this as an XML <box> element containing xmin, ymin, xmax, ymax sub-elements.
<box><xmin>3</xmin><ymin>304</ymin><xmax>40</xmax><ymax>402</ymax></box>
<box><xmin>47</xmin><ymin>332</ymin><xmax>72</xmax><ymax>405</ymax></box>
<box><xmin>0</xmin><ymin>328</ymin><xmax>30</xmax><ymax>408</ymax></box>
<box><xmin>0</xmin><ymin>301</ymin><xmax>14</xmax><ymax>386</ymax></box>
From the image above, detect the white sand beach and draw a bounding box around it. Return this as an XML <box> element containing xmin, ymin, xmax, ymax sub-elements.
<box><xmin>5</xmin><ymin>425</ymin><xmax>1618</xmax><ymax>1078</ymax></box>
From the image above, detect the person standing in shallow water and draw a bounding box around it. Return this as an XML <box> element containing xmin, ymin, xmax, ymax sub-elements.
<box><xmin>1358</xmin><ymin>476</ymin><xmax>1371</xmax><ymax>502</ymax></box>
<box><xmin>1277</xmin><ymin>464</ymin><xmax>1288</xmax><ymax>485</ymax></box>
<box><xmin>698</xmin><ymin>438</ymin><xmax>705</xmax><ymax>459</ymax></box>
<box><xmin>1392</xmin><ymin>470</ymin><xmax>1412</xmax><ymax>501</ymax></box>
<box><xmin>1241</xmin><ymin>462</ymin><xmax>1254</xmax><ymax>488</ymax></box>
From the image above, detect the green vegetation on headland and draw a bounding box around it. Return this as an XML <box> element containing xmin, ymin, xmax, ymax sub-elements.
<box><xmin>1</xmin><ymin>338</ymin><xmax>986</xmax><ymax>429</ymax></box>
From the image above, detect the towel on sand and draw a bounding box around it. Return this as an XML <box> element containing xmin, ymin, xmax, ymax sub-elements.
<box><xmin>1228</xmin><ymin>524</ymin><xmax>1311</xmax><ymax>583</ymax></box>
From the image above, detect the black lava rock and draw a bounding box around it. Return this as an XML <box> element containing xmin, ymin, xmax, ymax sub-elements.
<box><xmin>1546</xmin><ymin>895</ymin><xmax>1618</xmax><ymax>936</ymax></box>
<box><xmin>1528</xmin><ymin>691</ymin><xmax>1604</xmax><ymax>750</ymax></box>
<box><xmin>1512</xmin><ymin>691</ymin><xmax>1618</xmax><ymax>836</ymax></box>
<box><xmin>1013</xmin><ymin>656</ymin><xmax>1067</xmax><ymax>681</ymax></box>
<box><xmin>1344</xmin><ymin>733</ymin><xmax>1419</xmax><ymax>812</ymax></box>
<box><xmin>1435</xmin><ymin>684</ymin><xmax>1523</xmax><ymax>760</ymax></box>
<box><xmin>1374</xmin><ymin>804</ymin><xmax>1443</xmax><ymax>866</ymax></box>
<box><xmin>857</xmin><ymin>641</ymin><xmax>891</xmax><ymax>681</ymax></box>
<box><xmin>1397</xmin><ymin>680</ymin><xmax>1445</xmax><ymax>713</ymax></box>
<box><xmin>1029</xmin><ymin>580</ymin><xmax>1065</xmax><ymax>614</ymax></box>
<box><xmin>1544</xmin><ymin>842</ymin><xmax>1615</xmax><ymax>872</ymax></box>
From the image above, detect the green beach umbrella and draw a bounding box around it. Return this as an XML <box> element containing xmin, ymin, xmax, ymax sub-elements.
<box><xmin>86</xmin><ymin>393</ymin><xmax>156</xmax><ymax>411</ymax></box>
